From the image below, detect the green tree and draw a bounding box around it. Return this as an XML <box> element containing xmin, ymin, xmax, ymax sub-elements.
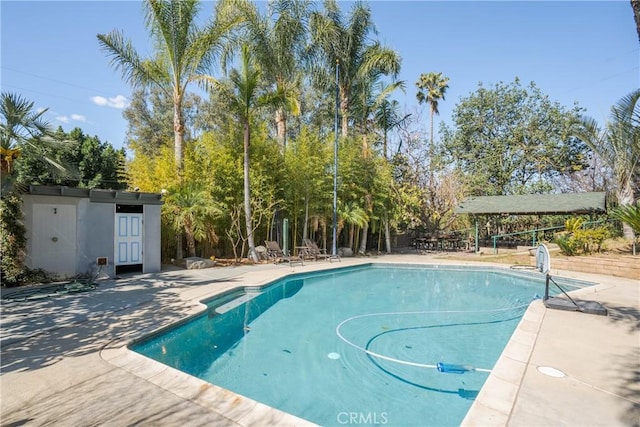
<box><xmin>374</xmin><ymin>97</ymin><xmax>410</xmax><ymax>160</ymax></box>
<box><xmin>415</xmin><ymin>72</ymin><xmax>449</xmax><ymax>151</ymax></box>
<box><xmin>15</xmin><ymin>127</ymin><xmax>126</xmax><ymax>190</ymax></box>
<box><xmin>163</xmin><ymin>182</ymin><xmax>221</xmax><ymax>258</ymax></box>
<box><xmin>284</xmin><ymin>126</ymin><xmax>332</xmax><ymax>246</ymax></box>
<box><xmin>1</xmin><ymin>93</ymin><xmax>68</xmax><ymax>286</ymax></box>
<box><xmin>123</xmin><ymin>87</ymin><xmax>203</xmax><ymax>157</ymax></box>
<box><xmin>610</xmin><ymin>200</ymin><xmax>640</xmax><ymax>255</ymax></box>
<box><xmin>0</xmin><ymin>193</ymin><xmax>27</xmax><ymax>285</ymax></box>
<box><xmin>310</xmin><ymin>0</ymin><xmax>401</xmax><ymax>137</ymax></box>
<box><xmin>571</xmin><ymin>89</ymin><xmax>640</xmax><ymax>239</ymax></box>
<box><xmin>238</xmin><ymin>0</ymin><xmax>308</xmax><ymax>149</ymax></box>
<box><xmin>98</xmin><ymin>0</ymin><xmax>240</xmax><ymax>173</ymax></box>
<box><xmin>210</xmin><ymin>44</ymin><xmax>270</xmax><ymax>262</ymax></box>
<box><xmin>0</xmin><ymin>92</ymin><xmax>67</xmax><ymax>194</ymax></box>
<box><xmin>354</xmin><ymin>79</ymin><xmax>405</xmax><ymax>156</ymax></box>
<box><xmin>443</xmin><ymin>79</ymin><xmax>587</xmax><ymax>196</ymax></box>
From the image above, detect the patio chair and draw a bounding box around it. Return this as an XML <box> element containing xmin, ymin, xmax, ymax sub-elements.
<box><xmin>302</xmin><ymin>238</ymin><xmax>340</xmax><ymax>262</ymax></box>
<box><xmin>264</xmin><ymin>240</ymin><xmax>304</xmax><ymax>266</ymax></box>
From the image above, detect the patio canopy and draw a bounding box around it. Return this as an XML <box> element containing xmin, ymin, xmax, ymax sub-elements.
<box><xmin>455</xmin><ymin>192</ymin><xmax>607</xmax><ymax>216</ymax></box>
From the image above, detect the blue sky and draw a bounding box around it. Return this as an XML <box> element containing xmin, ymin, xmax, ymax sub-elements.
<box><xmin>2</xmin><ymin>1</ymin><xmax>638</xmax><ymax>152</ymax></box>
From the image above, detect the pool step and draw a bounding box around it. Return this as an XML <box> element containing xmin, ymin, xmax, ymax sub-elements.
<box><xmin>214</xmin><ymin>292</ymin><xmax>260</xmax><ymax>315</ymax></box>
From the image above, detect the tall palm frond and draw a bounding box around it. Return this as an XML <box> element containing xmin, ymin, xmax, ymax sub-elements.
<box><xmin>0</xmin><ymin>92</ymin><xmax>69</xmax><ymax>195</ymax></box>
<box><xmin>233</xmin><ymin>0</ymin><xmax>309</xmax><ymax>149</ymax></box>
<box><xmin>97</xmin><ymin>0</ymin><xmax>242</xmax><ymax>172</ymax></box>
<box><xmin>309</xmin><ymin>0</ymin><xmax>401</xmax><ymax>136</ymax></box>
<box><xmin>610</xmin><ymin>201</ymin><xmax>640</xmax><ymax>234</ymax></box>
<box><xmin>208</xmin><ymin>44</ymin><xmax>272</xmax><ymax>262</ymax></box>
<box><xmin>571</xmin><ymin>89</ymin><xmax>640</xmax><ymax>239</ymax></box>
<box><xmin>416</xmin><ymin>71</ymin><xmax>450</xmax><ymax>148</ymax></box>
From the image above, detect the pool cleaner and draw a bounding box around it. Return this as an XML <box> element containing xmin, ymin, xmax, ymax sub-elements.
<box><xmin>436</xmin><ymin>362</ymin><xmax>477</xmax><ymax>374</ymax></box>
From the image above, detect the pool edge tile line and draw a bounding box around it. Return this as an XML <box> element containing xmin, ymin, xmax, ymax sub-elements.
<box><xmin>460</xmin><ymin>300</ymin><xmax>546</xmax><ymax>426</ymax></box>
<box><xmin>101</xmin><ymin>346</ymin><xmax>317</xmax><ymax>427</ymax></box>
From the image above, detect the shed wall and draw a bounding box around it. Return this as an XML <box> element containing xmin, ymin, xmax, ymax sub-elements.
<box><xmin>22</xmin><ymin>193</ymin><xmax>162</xmax><ymax>279</ymax></box>
<box><xmin>78</xmin><ymin>200</ymin><xmax>116</xmax><ymax>277</ymax></box>
<box><xmin>143</xmin><ymin>204</ymin><xmax>161</xmax><ymax>273</ymax></box>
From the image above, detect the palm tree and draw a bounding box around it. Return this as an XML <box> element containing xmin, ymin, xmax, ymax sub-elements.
<box><xmin>353</xmin><ymin>79</ymin><xmax>405</xmax><ymax>254</ymax></box>
<box><xmin>632</xmin><ymin>0</ymin><xmax>640</xmax><ymax>42</ymax></box>
<box><xmin>310</xmin><ymin>0</ymin><xmax>401</xmax><ymax>137</ymax></box>
<box><xmin>1</xmin><ymin>92</ymin><xmax>69</xmax><ymax>285</ymax></box>
<box><xmin>0</xmin><ymin>92</ymin><xmax>66</xmax><ymax>195</ymax></box>
<box><xmin>97</xmin><ymin>0</ymin><xmax>240</xmax><ymax>173</ymax></box>
<box><xmin>572</xmin><ymin>89</ymin><xmax>640</xmax><ymax>239</ymax></box>
<box><xmin>209</xmin><ymin>44</ymin><xmax>268</xmax><ymax>262</ymax></box>
<box><xmin>374</xmin><ymin>97</ymin><xmax>410</xmax><ymax>160</ymax></box>
<box><xmin>337</xmin><ymin>200</ymin><xmax>368</xmax><ymax>250</ymax></box>
<box><xmin>610</xmin><ymin>200</ymin><xmax>640</xmax><ymax>255</ymax></box>
<box><xmin>237</xmin><ymin>0</ymin><xmax>308</xmax><ymax>150</ymax></box>
<box><xmin>415</xmin><ymin>72</ymin><xmax>449</xmax><ymax>151</ymax></box>
<box><xmin>164</xmin><ymin>182</ymin><xmax>221</xmax><ymax>258</ymax></box>
<box><xmin>353</xmin><ymin>79</ymin><xmax>404</xmax><ymax>155</ymax></box>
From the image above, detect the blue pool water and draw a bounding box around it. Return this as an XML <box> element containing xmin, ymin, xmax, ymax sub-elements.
<box><xmin>132</xmin><ymin>264</ymin><xmax>569</xmax><ymax>426</ymax></box>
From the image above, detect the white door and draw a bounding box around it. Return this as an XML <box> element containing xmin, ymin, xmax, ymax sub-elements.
<box><xmin>115</xmin><ymin>213</ymin><xmax>143</xmax><ymax>266</ymax></box>
<box><xmin>31</xmin><ymin>204</ymin><xmax>77</xmax><ymax>278</ymax></box>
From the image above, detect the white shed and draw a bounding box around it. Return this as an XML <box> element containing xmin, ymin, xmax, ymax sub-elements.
<box><xmin>23</xmin><ymin>185</ymin><xmax>163</xmax><ymax>279</ymax></box>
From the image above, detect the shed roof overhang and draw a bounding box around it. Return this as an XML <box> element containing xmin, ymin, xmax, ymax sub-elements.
<box><xmin>455</xmin><ymin>192</ymin><xmax>606</xmax><ymax>215</ymax></box>
<box><xmin>28</xmin><ymin>185</ymin><xmax>163</xmax><ymax>205</ymax></box>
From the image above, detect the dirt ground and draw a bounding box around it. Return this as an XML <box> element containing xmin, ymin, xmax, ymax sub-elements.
<box><xmin>437</xmin><ymin>237</ymin><xmax>637</xmax><ymax>267</ymax></box>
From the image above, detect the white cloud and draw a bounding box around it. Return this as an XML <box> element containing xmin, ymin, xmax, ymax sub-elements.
<box><xmin>71</xmin><ymin>114</ymin><xmax>86</xmax><ymax>122</ymax></box>
<box><xmin>56</xmin><ymin>115</ymin><xmax>69</xmax><ymax>123</ymax></box>
<box><xmin>91</xmin><ymin>95</ymin><xmax>129</xmax><ymax>109</ymax></box>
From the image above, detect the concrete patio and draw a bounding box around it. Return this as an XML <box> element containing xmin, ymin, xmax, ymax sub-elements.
<box><xmin>1</xmin><ymin>255</ymin><xmax>638</xmax><ymax>426</ymax></box>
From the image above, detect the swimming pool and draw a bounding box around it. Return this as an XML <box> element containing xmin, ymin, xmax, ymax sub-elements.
<box><xmin>132</xmin><ymin>264</ymin><xmax>575</xmax><ymax>426</ymax></box>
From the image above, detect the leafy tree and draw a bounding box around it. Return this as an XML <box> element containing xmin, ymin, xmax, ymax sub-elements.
<box><xmin>0</xmin><ymin>92</ymin><xmax>69</xmax><ymax>194</ymax></box>
<box><xmin>123</xmin><ymin>87</ymin><xmax>203</xmax><ymax>157</ymax></box>
<box><xmin>374</xmin><ymin>96</ymin><xmax>410</xmax><ymax>160</ymax></box>
<box><xmin>209</xmin><ymin>44</ymin><xmax>270</xmax><ymax>262</ymax></box>
<box><xmin>15</xmin><ymin>127</ymin><xmax>126</xmax><ymax>189</ymax></box>
<box><xmin>126</xmin><ymin>144</ymin><xmax>178</xmax><ymax>193</ymax></box>
<box><xmin>571</xmin><ymin>89</ymin><xmax>640</xmax><ymax>239</ymax></box>
<box><xmin>415</xmin><ymin>71</ymin><xmax>449</xmax><ymax>152</ymax></box>
<box><xmin>443</xmin><ymin>78</ymin><xmax>587</xmax><ymax>196</ymax></box>
<box><xmin>337</xmin><ymin>200</ymin><xmax>367</xmax><ymax>250</ymax></box>
<box><xmin>284</xmin><ymin>126</ymin><xmax>332</xmax><ymax>245</ymax></box>
<box><xmin>353</xmin><ymin>79</ymin><xmax>405</xmax><ymax>155</ymax></box>
<box><xmin>98</xmin><ymin>0</ymin><xmax>241</xmax><ymax>173</ymax></box>
<box><xmin>610</xmin><ymin>200</ymin><xmax>640</xmax><ymax>255</ymax></box>
<box><xmin>0</xmin><ymin>193</ymin><xmax>27</xmax><ymax>285</ymax></box>
<box><xmin>611</xmin><ymin>201</ymin><xmax>640</xmax><ymax>235</ymax></box>
<box><xmin>163</xmin><ymin>182</ymin><xmax>221</xmax><ymax>258</ymax></box>
<box><xmin>309</xmin><ymin>0</ymin><xmax>401</xmax><ymax>136</ymax></box>
<box><xmin>1</xmin><ymin>93</ymin><xmax>71</xmax><ymax>285</ymax></box>
<box><xmin>237</xmin><ymin>0</ymin><xmax>308</xmax><ymax>149</ymax></box>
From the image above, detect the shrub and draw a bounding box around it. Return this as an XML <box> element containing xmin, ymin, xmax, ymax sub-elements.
<box><xmin>554</xmin><ymin>225</ymin><xmax>610</xmax><ymax>256</ymax></box>
<box><xmin>555</xmin><ymin>234</ymin><xmax>579</xmax><ymax>256</ymax></box>
<box><xmin>0</xmin><ymin>193</ymin><xmax>27</xmax><ymax>286</ymax></box>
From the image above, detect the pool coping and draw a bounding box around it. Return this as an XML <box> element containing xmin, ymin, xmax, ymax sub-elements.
<box><xmin>460</xmin><ymin>280</ymin><xmax>615</xmax><ymax>425</ymax></box>
<box><xmin>99</xmin><ymin>259</ymin><xmax>608</xmax><ymax>426</ymax></box>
